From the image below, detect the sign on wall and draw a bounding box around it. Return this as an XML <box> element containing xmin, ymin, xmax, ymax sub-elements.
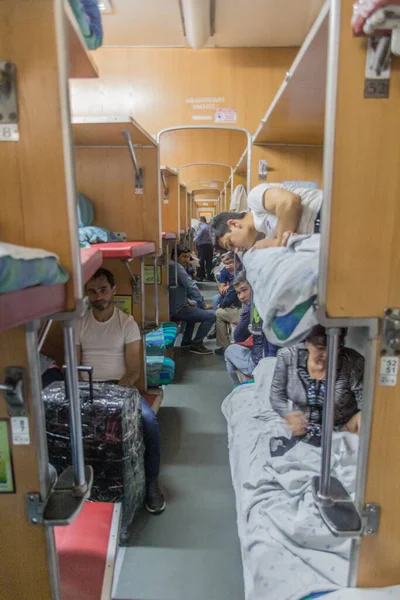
<box><xmin>214</xmin><ymin>108</ymin><xmax>237</xmax><ymax>124</ymax></box>
<box><xmin>113</xmin><ymin>295</ymin><xmax>133</xmax><ymax>315</ymax></box>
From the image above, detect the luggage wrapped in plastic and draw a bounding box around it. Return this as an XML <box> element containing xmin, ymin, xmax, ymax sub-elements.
<box><xmin>43</xmin><ymin>381</ymin><xmax>145</xmax><ymax>541</ymax></box>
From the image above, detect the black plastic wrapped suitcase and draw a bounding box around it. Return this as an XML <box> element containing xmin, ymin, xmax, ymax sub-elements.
<box><xmin>43</xmin><ymin>381</ymin><xmax>145</xmax><ymax>542</ymax></box>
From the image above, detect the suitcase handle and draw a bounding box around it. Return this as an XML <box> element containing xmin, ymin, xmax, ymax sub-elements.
<box><xmin>63</xmin><ymin>365</ymin><xmax>94</xmax><ymax>402</ymax></box>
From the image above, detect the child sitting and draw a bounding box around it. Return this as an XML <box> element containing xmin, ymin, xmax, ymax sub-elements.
<box><xmin>224</xmin><ymin>271</ymin><xmax>278</xmax><ymax>384</ymax></box>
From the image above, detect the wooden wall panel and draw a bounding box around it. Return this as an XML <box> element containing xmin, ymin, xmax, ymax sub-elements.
<box><xmin>0</xmin><ymin>329</ymin><xmax>53</xmax><ymax>600</ymax></box>
<box><xmin>326</xmin><ymin>3</ymin><xmax>400</xmax><ymax>319</ymax></box>
<box><xmin>251</xmin><ymin>145</ymin><xmax>324</xmax><ymax>186</ymax></box>
<box><xmin>324</xmin><ymin>0</ymin><xmax>400</xmax><ymax>589</ymax></box>
<box><xmin>75</xmin><ymin>147</ymin><xmax>161</xmax><ymax>251</ymax></box>
<box><xmin>160</xmin><ymin>129</ymin><xmax>247</xmax><ymax>173</ymax></box>
<box><xmin>0</xmin><ymin>0</ymin><xmax>76</xmax><ymax>308</ymax></box>
<box><xmin>162</xmin><ymin>173</ymin><xmax>179</xmax><ymax>236</ymax></box>
<box><xmin>70</xmin><ymin>47</ymin><xmax>296</xmax><ymax>134</ymax></box>
<box><xmin>181</xmin><ymin>165</ymin><xmax>231</xmax><ymax>187</ymax></box>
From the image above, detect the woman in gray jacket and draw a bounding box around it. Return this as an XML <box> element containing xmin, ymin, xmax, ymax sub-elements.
<box><xmin>270</xmin><ymin>325</ymin><xmax>364</xmax><ymax>442</ymax></box>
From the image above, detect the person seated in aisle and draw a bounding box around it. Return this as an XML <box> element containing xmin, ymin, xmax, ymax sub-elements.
<box><xmin>169</xmin><ymin>244</ymin><xmax>215</xmax><ymax>355</ymax></box>
<box><xmin>270</xmin><ymin>325</ymin><xmax>364</xmax><ymax>449</ymax></box>
<box><xmin>211</xmin><ymin>182</ymin><xmax>323</xmax><ymax>251</ymax></box>
<box><xmin>75</xmin><ymin>267</ymin><xmax>165</xmax><ymax>515</ymax></box>
<box><xmin>212</xmin><ymin>251</ymin><xmax>242</xmax><ymax>311</ymax></box>
<box><xmin>224</xmin><ymin>271</ymin><xmax>278</xmax><ymax>384</ymax></box>
<box><xmin>194</xmin><ymin>216</ymin><xmax>214</xmax><ymax>282</ymax></box>
<box><xmin>40</xmin><ymin>354</ymin><xmax>64</xmax><ymax>389</ymax></box>
<box><xmin>214</xmin><ymin>262</ymin><xmax>244</xmax><ymax>356</ymax></box>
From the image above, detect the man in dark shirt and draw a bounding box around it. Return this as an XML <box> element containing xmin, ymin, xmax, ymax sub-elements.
<box><xmin>224</xmin><ymin>272</ymin><xmax>278</xmax><ymax>383</ymax></box>
<box><xmin>169</xmin><ymin>244</ymin><xmax>215</xmax><ymax>355</ymax></box>
<box><xmin>214</xmin><ymin>256</ymin><xmax>243</xmax><ymax>355</ymax></box>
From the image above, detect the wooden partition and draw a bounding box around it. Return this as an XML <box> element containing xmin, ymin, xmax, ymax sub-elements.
<box><xmin>324</xmin><ymin>1</ymin><xmax>400</xmax><ymax>587</ymax></box>
<box><xmin>72</xmin><ymin>117</ymin><xmax>160</xmax><ymax>389</ymax></box>
<box><xmin>0</xmin><ymin>1</ymin><xmax>99</xmax><ymax>597</ymax></box>
<box><xmin>179</xmin><ymin>183</ymin><xmax>188</xmax><ymax>234</ymax></box>
<box><xmin>251</xmin><ymin>145</ymin><xmax>323</xmax><ymax>186</ymax></box>
<box><xmin>160</xmin><ymin>129</ymin><xmax>247</xmax><ymax>173</ymax></box>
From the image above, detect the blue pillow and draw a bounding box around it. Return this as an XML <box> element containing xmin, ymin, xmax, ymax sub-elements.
<box><xmin>77</xmin><ymin>193</ymin><xmax>94</xmax><ymax>227</ymax></box>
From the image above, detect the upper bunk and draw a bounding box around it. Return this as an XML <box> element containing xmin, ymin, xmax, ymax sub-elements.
<box><xmin>252</xmin><ymin>1</ymin><xmax>329</xmax><ymax>147</ymax></box>
<box><xmin>160</xmin><ymin>166</ymin><xmax>179</xmax><ymax>241</ymax></box>
<box><xmin>0</xmin><ymin>246</ymin><xmax>102</xmax><ymax>333</ymax></box>
<box><xmin>65</xmin><ymin>1</ymin><xmax>99</xmax><ymax>79</ymax></box>
<box><xmin>72</xmin><ymin>116</ymin><xmax>162</xmax><ymax>254</ymax></box>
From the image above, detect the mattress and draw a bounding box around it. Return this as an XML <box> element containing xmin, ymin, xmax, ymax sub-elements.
<box><xmin>222</xmin><ymin>358</ymin><xmax>400</xmax><ymax>600</ymax></box>
<box><xmin>0</xmin><ymin>242</ymin><xmax>68</xmax><ymax>294</ymax></box>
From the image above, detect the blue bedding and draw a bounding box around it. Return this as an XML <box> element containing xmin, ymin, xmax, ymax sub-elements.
<box><xmin>0</xmin><ymin>254</ymin><xmax>68</xmax><ymax>294</ymax></box>
<box><xmin>68</xmin><ymin>0</ymin><xmax>103</xmax><ymax>50</ymax></box>
<box><xmin>79</xmin><ymin>226</ymin><xmax>119</xmax><ymax>247</ymax></box>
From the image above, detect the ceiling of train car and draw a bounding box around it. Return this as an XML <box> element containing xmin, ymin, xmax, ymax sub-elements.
<box><xmin>99</xmin><ymin>0</ymin><xmax>325</xmax><ymax>48</ymax></box>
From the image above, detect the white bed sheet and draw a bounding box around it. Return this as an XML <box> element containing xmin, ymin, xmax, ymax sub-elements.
<box><xmin>242</xmin><ymin>234</ymin><xmax>319</xmax><ymax>346</ymax></box>
<box><xmin>221</xmin><ymin>358</ymin><xmax>400</xmax><ymax>600</ymax></box>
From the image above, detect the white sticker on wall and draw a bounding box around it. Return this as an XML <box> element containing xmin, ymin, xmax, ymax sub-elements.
<box><xmin>11</xmin><ymin>417</ymin><xmax>30</xmax><ymax>445</ymax></box>
<box><xmin>192</xmin><ymin>115</ymin><xmax>213</xmax><ymax>121</ymax></box>
<box><xmin>214</xmin><ymin>108</ymin><xmax>237</xmax><ymax>124</ymax></box>
<box><xmin>379</xmin><ymin>356</ymin><xmax>399</xmax><ymax>386</ymax></box>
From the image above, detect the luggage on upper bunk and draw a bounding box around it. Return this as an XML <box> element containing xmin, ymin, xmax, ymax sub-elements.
<box><xmin>43</xmin><ymin>381</ymin><xmax>145</xmax><ymax>542</ymax></box>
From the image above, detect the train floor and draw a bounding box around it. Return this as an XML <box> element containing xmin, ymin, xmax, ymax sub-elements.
<box><xmin>113</xmin><ymin>282</ymin><xmax>245</xmax><ymax>600</ymax></box>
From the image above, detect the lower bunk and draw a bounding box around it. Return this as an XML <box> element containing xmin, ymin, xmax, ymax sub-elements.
<box><xmin>222</xmin><ymin>358</ymin><xmax>400</xmax><ymax>600</ymax></box>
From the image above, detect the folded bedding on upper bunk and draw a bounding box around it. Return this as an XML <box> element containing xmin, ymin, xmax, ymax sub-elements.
<box><xmin>68</xmin><ymin>0</ymin><xmax>103</xmax><ymax>50</ymax></box>
<box><xmin>78</xmin><ymin>226</ymin><xmax>119</xmax><ymax>247</ymax></box>
<box><xmin>242</xmin><ymin>234</ymin><xmax>319</xmax><ymax>347</ymax></box>
<box><xmin>0</xmin><ymin>242</ymin><xmax>69</xmax><ymax>294</ymax></box>
<box><xmin>221</xmin><ymin>357</ymin><xmax>357</xmax><ymax>600</ymax></box>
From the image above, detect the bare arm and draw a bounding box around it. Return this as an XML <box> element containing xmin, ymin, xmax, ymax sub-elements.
<box><xmin>119</xmin><ymin>340</ymin><xmax>141</xmax><ymax>387</ymax></box>
<box><xmin>252</xmin><ymin>188</ymin><xmax>302</xmax><ymax>249</ymax></box>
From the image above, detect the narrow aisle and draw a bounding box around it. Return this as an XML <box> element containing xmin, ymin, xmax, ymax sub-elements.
<box><xmin>114</xmin><ymin>285</ymin><xmax>244</xmax><ymax>600</ymax></box>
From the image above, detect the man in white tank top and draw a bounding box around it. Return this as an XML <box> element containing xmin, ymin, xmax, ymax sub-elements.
<box><xmin>75</xmin><ymin>267</ymin><xmax>166</xmax><ymax>515</ymax></box>
<box><xmin>211</xmin><ymin>183</ymin><xmax>322</xmax><ymax>251</ymax></box>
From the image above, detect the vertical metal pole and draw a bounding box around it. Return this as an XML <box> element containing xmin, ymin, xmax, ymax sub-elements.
<box><xmin>166</xmin><ymin>242</ymin><xmax>170</xmax><ymax>286</ymax></box>
<box><xmin>319</xmin><ymin>327</ymin><xmax>341</xmax><ymax>500</ymax></box>
<box><xmin>63</xmin><ymin>322</ymin><xmax>86</xmax><ymax>488</ymax></box>
<box><xmin>174</xmin><ymin>241</ymin><xmax>178</xmax><ymax>286</ymax></box>
<box><xmin>38</xmin><ymin>319</ymin><xmax>53</xmax><ymax>352</ymax></box>
<box><xmin>153</xmin><ymin>256</ymin><xmax>159</xmax><ymax>327</ymax></box>
<box><xmin>26</xmin><ymin>320</ymin><xmax>61</xmax><ymax>600</ymax></box>
<box><xmin>246</xmin><ymin>132</ymin><xmax>252</xmax><ymax>193</ymax></box>
<box><xmin>140</xmin><ymin>257</ymin><xmax>146</xmax><ymax>330</ymax></box>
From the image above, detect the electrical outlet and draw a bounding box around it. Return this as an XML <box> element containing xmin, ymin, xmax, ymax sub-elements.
<box><xmin>114</xmin><ymin>232</ymin><xmax>126</xmax><ymax>241</ymax></box>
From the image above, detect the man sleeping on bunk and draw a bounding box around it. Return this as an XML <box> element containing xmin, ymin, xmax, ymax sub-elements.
<box><xmin>211</xmin><ymin>182</ymin><xmax>322</xmax><ymax>252</ymax></box>
<box><xmin>268</xmin><ymin>325</ymin><xmax>364</xmax><ymax>456</ymax></box>
<box><xmin>74</xmin><ymin>267</ymin><xmax>166</xmax><ymax>515</ymax></box>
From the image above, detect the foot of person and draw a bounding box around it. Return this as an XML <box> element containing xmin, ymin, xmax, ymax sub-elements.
<box><xmin>190</xmin><ymin>344</ymin><xmax>213</xmax><ymax>355</ymax></box>
<box><xmin>214</xmin><ymin>347</ymin><xmax>226</xmax><ymax>356</ymax></box>
<box><xmin>180</xmin><ymin>341</ymin><xmax>191</xmax><ymax>348</ymax></box>
<box><xmin>145</xmin><ymin>478</ymin><xmax>166</xmax><ymax>515</ymax></box>
<box><xmin>207</xmin><ymin>331</ymin><xmax>216</xmax><ymax>340</ymax></box>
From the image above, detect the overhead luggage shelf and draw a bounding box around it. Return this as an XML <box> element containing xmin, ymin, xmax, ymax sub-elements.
<box><xmin>65</xmin><ymin>1</ymin><xmax>99</xmax><ymax>79</ymax></box>
<box><xmin>72</xmin><ymin>116</ymin><xmax>158</xmax><ymax>147</ymax></box>
<box><xmin>161</xmin><ymin>166</ymin><xmax>178</xmax><ymax>176</ymax></box>
<box><xmin>80</xmin><ymin>247</ymin><xmax>103</xmax><ymax>283</ymax></box>
<box><xmin>0</xmin><ymin>284</ymin><xmax>66</xmax><ymax>333</ymax></box>
<box><xmin>235</xmin><ymin>149</ymin><xmax>248</xmax><ymax>175</ymax></box>
<box><xmin>253</xmin><ymin>1</ymin><xmax>329</xmax><ymax>146</ymax></box>
<box><xmin>92</xmin><ymin>241</ymin><xmax>156</xmax><ymax>259</ymax></box>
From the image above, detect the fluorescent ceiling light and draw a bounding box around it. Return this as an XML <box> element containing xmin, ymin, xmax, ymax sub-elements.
<box><xmin>97</xmin><ymin>0</ymin><xmax>113</xmax><ymax>14</ymax></box>
<box><xmin>181</xmin><ymin>0</ymin><xmax>211</xmax><ymax>49</ymax></box>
